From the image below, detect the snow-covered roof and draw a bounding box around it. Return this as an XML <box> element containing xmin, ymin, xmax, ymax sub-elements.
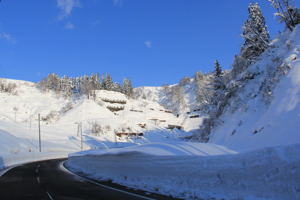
<box><xmin>95</xmin><ymin>90</ymin><xmax>127</xmax><ymax>102</ymax></box>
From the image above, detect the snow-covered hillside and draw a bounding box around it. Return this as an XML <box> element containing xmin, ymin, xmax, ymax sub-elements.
<box><xmin>135</xmin><ymin>25</ymin><xmax>300</xmax><ymax>152</ymax></box>
<box><xmin>0</xmin><ymin>79</ymin><xmax>188</xmax><ymax>170</ymax></box>
<box><xmin>209</xmin><ymin>25</ymin><xmax>300</xmax><ymax>151</ymax></box>
<box><xmin>134</xmin><ymin>75</ymin><xmax>212</xmax><ymax>132</ymax></box>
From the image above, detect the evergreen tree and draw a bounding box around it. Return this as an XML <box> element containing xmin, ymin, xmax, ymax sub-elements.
<box><xmin>241</xmin><ymin>3</ymin><xmax>270</xmax><ymax>62</ymax></box>
<box><xmin>102</xmin><ymin>74</ymin><xmax>113</xmax><ymax>90</ymax></box>
<box><xmin>214</xmin><ymin>60</ymin><xmax>222</xmax><ymax>77</ymax></box>
<box><xmin>111</xmin><ymin>82</ymin><xmax>122</xmax><ymax>93</ymax></box>
<box><xmin>268</xmin><ymin>0</ymin><xmax>300</xmax><ymax>31</ymax></box>
<box><xmin>213</xmin><ymin>61</ymin><xmax>225</xmax><ymax>91</ymax></box>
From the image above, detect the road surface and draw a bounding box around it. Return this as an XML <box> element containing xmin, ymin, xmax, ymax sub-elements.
<box><xmin>0</xmin><ymin>159</ymin><xmax>176</xmax><ymax>200</ymax></box>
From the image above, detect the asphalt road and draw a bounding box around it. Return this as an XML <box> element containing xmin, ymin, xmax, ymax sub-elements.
<box><xmin>0</xmin><ymin>159</ymin><xmax>176</xmax><ymax>200</ymax></box>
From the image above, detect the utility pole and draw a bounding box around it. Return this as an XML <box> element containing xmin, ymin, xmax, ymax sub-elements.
<box><xmin>114</xmin><ymin>132</ymin><xmax>117</xmax><ymax>145</ymax></box>
<box><xmin>29</xmin><ymin>114</ymin><xmax>32</xmax><ymax>129</ymax></box>
<box><xmin>13</xmin><ymin>107</ymin><xmax>18</xmax><ymax>122</ymax></box>
<box><xmin>38</xmin><ymin>113</ymin><xmax>41</xmax><ymax>152</ymax></box>
<box><xmin>80</xmin><ymin>122</ymin><xmax>83</xmax><ymax>150</ymax></box>
<box><xmin>76</xmin><ymin>122</ymin><xmax>80</xmax><ymax>137</ymax></box>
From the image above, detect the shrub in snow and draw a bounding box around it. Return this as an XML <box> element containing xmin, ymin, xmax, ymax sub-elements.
<box><xmin>42</xmin><ymin>111</ymin><xmax>60</xmax><ymax>122</ymax></box>
<box><xmin>60</xmin><ymin>102</ymin><xmax>73</xmax><ymax>113</ymax></box>
<box><xmin>179</xmin><ymin>77</ymin><xmax>190</xmax><ymax>86</ymax></box>
<box><xmin>104</xmin><ymin>125</ymin><xmax>111</xmax><ymax>131</ymax></box>
<box><xmin>91</xmin><ymin>122</ymin><xmax>103</xmax><ymax>136</ymax></box>
<box><xmin>0</xmin><ymin>80</ymin><xmax>17</xmax><ymax>95</ymax></box>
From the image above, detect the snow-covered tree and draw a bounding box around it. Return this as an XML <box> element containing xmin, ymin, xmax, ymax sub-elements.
<box><xmin>38</xmin><ymin>73</ymin><xmax>60</xmax><ymax>92</ymax></box>
<box><xmin>241</xmin><ymin>3</ymin><xmax>270</xmax><ymax>62</ymax></box>
<box><xmin>60</xmin><ymin>75</ymin><xmax>73</xmax><ymax>97</ymax></box>
<box><xmin>170</xmin><ymin>85</ymin><xmax>187</xmax><ymax>113</ymax></box>
<box><xmin>90</xmin><ymin>73</ymin><xmax>101</xmax><ymax>90</ymax></box>
<box><xmin>122</xmin><ymin>78</ymin><xmax>133</xmax><ymax>97</ymax></box>
<box><xmin>111</xmin><ymin>82</ymin><xmax>122</xmax><ymax>93</ymax></box>
<box><xmin>213</xmin><ymin>60</ymin><xmax>225</xmax><ymax>91</ymax></box>
<box><xmin>102</xmin><ymin>74</ymin><xmax>113</xmax><ymax>90</ymax></box>
<box><xmin>268</xmin><ymin>0</ymin><xmax>300</xmax><ymax>31</ymax></box>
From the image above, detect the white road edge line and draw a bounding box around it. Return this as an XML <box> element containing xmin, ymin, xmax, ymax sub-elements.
<box><xmin>46</xmin><ymin>191</ymin><xmax>55</xmax><ymax>200</ymax></box>
<box><xmin>0</xmin><ymin>166</ymin><xmax>15</xmax><ymax>177</ymax></box>
<box><xmin>59</xmin><ymin>161</ymin><xmax>155</xmax><ymax>200</ymax></box>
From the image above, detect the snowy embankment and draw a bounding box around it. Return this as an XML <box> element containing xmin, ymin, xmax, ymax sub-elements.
<box><xmin>210</xmin><ymin>25</ymin><xmax>300</xmax><ymax>152</ymax></box>
<box><xmin>66</xmin><ymin>143</ymin><xmax>300</xmax><ymax>200</ymax></box>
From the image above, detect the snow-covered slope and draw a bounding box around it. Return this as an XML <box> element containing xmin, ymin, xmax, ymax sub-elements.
<box><xmin>209</xmin><ymin>25</ymin><xmax>300</xmax><ymax>152</ymax></box>
<box><xmin>0</xmin><ymin>79</ymin><xmax>188</xmax><ymax>170</ymax></box>
<box><xmin>134</xmin><ymin>25</ymin><xmax>300</xmax><ymax>152</ymax></box>
<box><xmin>134</xmin><ymin>76</ymin><xmax>212</xmax><ymax>132</ymax></box>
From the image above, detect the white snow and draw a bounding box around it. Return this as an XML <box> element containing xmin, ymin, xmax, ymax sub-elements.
<box><xmin>1</xmin><ymin>22</ymin><xmax>300</xmax><ymax>200</ymax></box>
<box><xmin>0</xmin><ymin>78</ymin><xmax>187</xmax><ymax>173</ymax></box>
<box><xmin>65</xmin><ymin>24</ymin><xmax>300</xmax><ymax>200</ymax></box>
<box><xmin>209</xmin><ymin>25</ymin><xmax>300</xmax><ymax>152</ymax></box>
<box><xmin>66</xmin><ymin>143</ymin><xmax>300</xmax><ymax>200</ymax></box>
<box><xmin>70</xmin><ymin>141</ymin><xmax>236</xmax><ymax>157</ymax></box>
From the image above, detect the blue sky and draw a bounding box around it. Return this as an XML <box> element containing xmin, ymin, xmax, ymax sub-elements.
<box><xmin>0</xmin><ymin>0</ymin><xmax>299</xmax><ymax>87</ymax></box>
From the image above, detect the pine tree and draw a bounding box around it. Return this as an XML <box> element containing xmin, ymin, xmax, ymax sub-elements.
<box><xmin>241</xmin><ymin>3</ymin><xmax>270</xmax><ymax>62</ymax></box>
<box><xmin>214</xmin><ymin>60</ymin><xmax>222</xmax><ymax>77</ymax></box>
<box><xmin>213</xmin><ymin>61</ymin><xmax>225</xmax><ymax>92</ymax></box>
<box><xmin>268</xmin><ymin>0</ymin><xmax>300</xmax><ymax>31</ymax></box>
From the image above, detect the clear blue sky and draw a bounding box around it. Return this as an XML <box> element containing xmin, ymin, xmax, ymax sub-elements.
<box><xmin>0</xmin><ymin>0</ymin><xmax>299</xmax><ymax>86</ymax></box>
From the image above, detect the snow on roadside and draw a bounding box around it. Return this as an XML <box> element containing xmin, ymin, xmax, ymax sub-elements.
<box><xmin>66</xmin><ymin>143</ymin><xmax>300</xmax><ymax>200</ymax></box>
<box><xmin>70</xmin><ymin>141</ymin><xmax>236</xmax><ymax>157</ymax></box>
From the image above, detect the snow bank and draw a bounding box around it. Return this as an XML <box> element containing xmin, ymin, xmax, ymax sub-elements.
<box><xmin>70</xmin><ymin>141</ymin><xmax>236</xmax><ymax>157</ymax></box>
<box><xmin>0</xmin><ymin>152</ymin><xmax>68</xmax><ymax>171</ymax></box>
<box><xmin>66</xmin><ymin>143</ymin><xmax>300</xmax><ymax>200</ymax></box>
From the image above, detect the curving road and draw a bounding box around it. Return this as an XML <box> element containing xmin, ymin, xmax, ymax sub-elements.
<box><xmin>0</xmin><ymin>159</ymin><xmax>176</xmax><ymax>200</ymax></box>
